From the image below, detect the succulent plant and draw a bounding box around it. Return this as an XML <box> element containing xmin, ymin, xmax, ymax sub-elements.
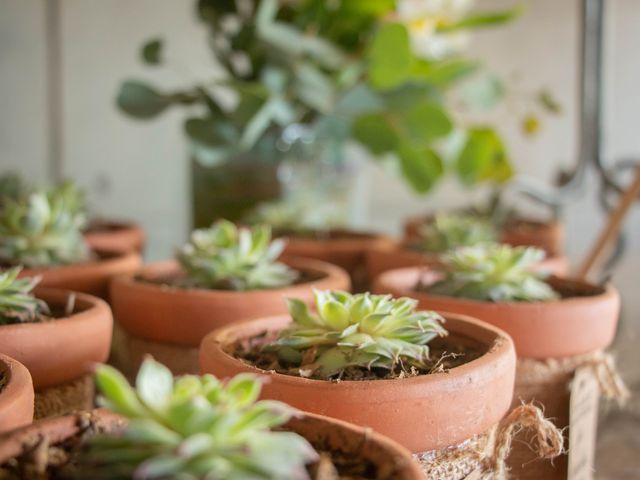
<box><xmin>81</xmin><ymin>358</ymin><xmax>317</xmax><ymax>480</ymax></box>
<box><xmin>177</xmin><ymin>220</ymin><xmax>298</xmax><ymax>291</ymax></box>
<box><xmin>266</xmin><ymin>290</ymin><xmax>447</xmax><ymax>379</ymax></box>
<box><xmin>48</xmin><ymin>179</ymin><xmax>88</xmax><ymax>226</ymax></box>
<box><xmin>429</xmin><ymin>243</ymin><xmax>559</xmax><ymax>302</ymax></box>
<box><xmin>419</xmin><ymin>213</ymin><xmax>496</xmax><ymax>253</ymax></box>
<box><xmin>0</xmin><ymin>189</ymin><xmax>89</xmax><ymax>267</ymax></box>
<box><xmin>0</xmin><ymin>172</ymin><xmax>27</xmax><ymax>208</ymax></box>
<box><xmin>0</xmin><ymin>267</ymin><xmax>49</xmax><ymax>325</ymax></box>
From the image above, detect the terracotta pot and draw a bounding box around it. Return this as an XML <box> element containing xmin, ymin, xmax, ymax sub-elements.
<box><xmin>366</xmin><ymin>241</ymin><xmax>569</xmax><ymax>283</ymax></box>
<box><xmin>281</xmin><ymin>229</ymin><xmax>394</xmax><ymax>291</ymax></box>
<box><xmin>500</xmin><ymin>219</ymin><xmax>564</xmax><ymax>256</ymax></box>
<box><xmin>403</xmin><ymin>215</ymin><xmax>565</xmax><ymax>255</ymax></box>
<box><xmin>0</xmin><ymin>287</ymin><xmax>113</xmax><ymax>389</ymax></box>
<box><xmin>19</xmin><ymin>250</ymin><xmax>142</xmax><ymax>300</ymax></box>
<box><xmin>0</xmin><ymin>409</ymin><xmax>421</xmax><ymax>479</ymax></box>
<box><xmin>373</xmin><ymin>267</ymin><xmax>620</xmax><ymax>359</ymax></box>
<box><xmin>200</xmin><ymin>313</ymin><xmax>516</xmax><ymax>453</ymax></box>
<box><xmin>84</xmin><ymin>219</ymin><xmax>145</xmax><ymax>253</ymax></box>
<box><xmin>111</xmin><ymin>256</ymin><xmax>350</xmax><ymax>348</ymax></box>
<box><xmin>0</xmin><ymin>354</ymin><xmax>33</xmax><ymax>434</ymax></box>
<box><xmin>0</xmin><ymin>410</ymin><xmax>125</xmax><ymax>464</ymax></box>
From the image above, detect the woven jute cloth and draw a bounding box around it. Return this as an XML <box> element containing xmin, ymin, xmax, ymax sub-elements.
<box><xmin>115</xmin><ymin>327</ymin><xmax>200</xmax><ymax>378</ymax></box>
<box><xmin>34</xmin><ymin>374</ymin><xmax>94</xmax><ymax>419</ymax></box>
<box><xmin>507</xmin><ymin>351</ymin><xmax>629</xmax><ymax>479</ymax></box>
<box><xmin>415</xmin><ymin>404</ymin><xmax>564</xmax><ymax>480</ymax></box>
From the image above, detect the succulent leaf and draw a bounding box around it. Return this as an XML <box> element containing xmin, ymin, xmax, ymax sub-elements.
<box><xmin>177</xmin><ymin>220</ymin><xmax>298</xmax><ymax>291</ymax></box>
<box><xmin>419</xmin><ymin>213</ymin><xmax>496</xmax><ymax>253</ymax></box>
<box><xmin>430</xmin><ymin>243</ymin><xmax>559</xmax><ymax>302</ymax></box>
<box><xmin>0</xmin><ymin>186</ymin><xmax>89</xmax><ymax>267</ymax></box>
<box><xmin>267</xmin><ymin>290</ymin><xmax>447</xmax><ymax>378</ymax></box>
<box><xmin>85</xmin><ymin>358</ymin><xmax>318</xmax><ymax>479</ymax></box>
<box><xmin>0</xmin><ymin>267</ymin><xmax>49</xmax><ymax>324</ymax></box>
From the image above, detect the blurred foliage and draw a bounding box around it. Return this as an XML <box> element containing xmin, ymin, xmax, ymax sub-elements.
<box><xmin>117</xmin><ymin>0</ymin><xmax>558</xmax><ymax>194</ymax></box>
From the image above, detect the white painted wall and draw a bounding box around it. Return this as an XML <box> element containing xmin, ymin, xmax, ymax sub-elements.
<box><xmin>1</xmin><ymin>1</ymin><xmax>640</xmax><ymax>384</ymax></box>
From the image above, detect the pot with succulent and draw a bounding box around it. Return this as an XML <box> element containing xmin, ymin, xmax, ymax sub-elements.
<box><xmin>201</xmin><ymin>289</ymin><xmax>563</xmax><ymax>477</ymax></box>
<box><xmin>111</xmin><ymin>220</ymin><xmax>350</xmax><ymax>376</ymax></box>
<box><xmin>117</xmin><ymin>0</ymin><xmax>555</xmax><ymax>233</ymax></box>
<box><xmin>373</xmin><ymin>243</ymin><xmax>625</xmax><ymax>478</ymax></box>
<box><xmin>0</xmin><ymin>267</ymin><xmax>113</xmax><ymax>419</ymax></box>
<box><xmin>0</xmin><ymin>357</ymin><xmax>424</xmax><ymax>480</ymax></box>
<box><xmin>0</xmin><ymin>353</ymin><xmax>33</xmax><ymax>434</ymax></box>
<box><xmin>0</xmin><ymin>185</ymin><xmax>142</xmax><ymax>299</ymax></box>
<box><xmin>367</xmin><ymin>213</ymin><xmax>569</xmax><ymax>283</ymax></box>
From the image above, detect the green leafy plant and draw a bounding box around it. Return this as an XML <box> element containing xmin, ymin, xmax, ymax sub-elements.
<box><xmin>116</xmin><ymin>1</ymin><xmax>559</xmax><ymax>195</ymax></box>
<box><xmin>429</xmin><ymin>243</ymin><xmax>559</xmax><ymax>302</ymax></box>
<box><xmin>0</xmin><ymin>191</ymin><xmax>89</xmax><ymax>268</ymax></box>
<box><xmin>0</xmin><ymin>267</ymin><xmax>49</xmax><ymax>325</ymax></box>
<box><xmin>419</xmin><ymin>213</ymin><xmax>496</xmax><ymax>253</ymax></box>
<box><xmin>80</xmin><ymin>358</ymin><xmax>317</xmax><ymax>479</ymax></box>
<box><xmin>265</xmin><ymin>290</ymin><xmax>447</xmax><ymax>379</ymax></box>
<box><xmin>177</xmin><ymin>219</ymin><xmax>297</xmax><ymax>290</ymax></box>
<box><xmin>0</xmin><ymin>172</ymin><xmax>27</xmax><ymax>209</ymax></box>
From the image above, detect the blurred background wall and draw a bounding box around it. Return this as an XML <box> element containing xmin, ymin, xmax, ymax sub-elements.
<box><xmin>1</xmin><ymin>1</ymin><xmax>639</xmax><ymax>384</ymax></box>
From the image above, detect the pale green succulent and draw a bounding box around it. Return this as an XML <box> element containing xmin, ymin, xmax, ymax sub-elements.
<box><xmin>245</xmin><ymin>197</ymin><xmax>344</xmax><ymax>233</ymax></box>
<box><xmin>80</xmin><ymin>358</ymin><xmax>317</xmax><ymax>480</ymax></box>
<box><xmin>419</xmin><ymin>214</ymin><xmax>496</xmax><ymax>253</ymax></box>
<box><xmin>0</xmin><ymin>172</ymin><xmax>27</xmax><ymax>208</ymax></box>
<box><xmin>0</xmin><ymin>267</ymin><xmax>49</xmax><ymax>325</ymax></box>
<box><xmin>48</xmin><ymin>179</ymin><xmax>88</xmax><ymax>226</ymax></box>
<box><xmin>177</xmin><ymin>220</ymin><xmax>298</xmax><ymax>291</ymax></box>
<box><xmin>0</xmin><ymin>191</ymin><xmax>89</xmax><ymax>267</ymax></box>
<box><xmin>266</xmin><ymin>290</ymin><xmax>447</xmax><ymax>379</ymax></box>
<box><xmin>429</xmin><ymin>243</ymin><xmax>559</xmax><ymax>302</ymax></box>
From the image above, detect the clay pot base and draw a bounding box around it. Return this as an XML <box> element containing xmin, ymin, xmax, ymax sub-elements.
<box><xmin>34</xmin><ymin>375</ymin><xmax>94</xmax><ymax>420</ymax></box>
<box><xmin>226</xmin><ymin>331</ymin><xmax>484</xmax><ymax>382</ymax></box>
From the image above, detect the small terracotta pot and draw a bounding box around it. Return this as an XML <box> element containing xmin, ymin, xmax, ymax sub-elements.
<box><xmin>111</xmin><ymin>256</ymin><xmax>350</xmax><ymax>348</ymax></box>
<box><xmin>0</xmin><ymin>409</ymin><xmax>422</xmax><ymax>479</ymax></box>
<box><xmin>84</xmin><ymin>219</ymin><xmax>145</xmax><ymax>253</ymax></box>
<box><xmin>19</xmin><ymin>250</ymin><xmax>142</xmax><ymax>300</ymax></box>
<box><xmin>500</xmin><ymin>219</ymin><xmax>564</xmax><ymax>256</ymax></box>
<box><xmin>373</xmin><ymin>267</ymin><xmax>620</xmax><ymax>359</ymax></box>
<box><xmin>281</xmin><ymin>229</ymin><xmax>394</xmax><ymax>290</ymax></box>
<box><xmin>0</xmin><ymin>287</ymin><xmax>113</xmax><ymax>389</ymax></box>
<box><xmin>366</xmin><ymin>241</ymin><xmax>569</xmax><ymax>283</ymax></box>
<box><xmin>403</xmin><ymin>215</ymin><xmax>565</xmax><ymax>255</ymax></box>
<box><xmin>200</xmin><ymin>313</ymin><xmax>516</xmax><ymax>453</ymax></box>
<box><xmin>0</xmin><ymin>354</ymin><xmax>34</xmax><ymax>434</ymax></box>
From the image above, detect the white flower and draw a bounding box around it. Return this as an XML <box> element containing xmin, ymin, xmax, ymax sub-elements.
<box><xmin>397</xmin><ymin>0</ymin><xmax>476</xmax><ymax>60</ymax></box>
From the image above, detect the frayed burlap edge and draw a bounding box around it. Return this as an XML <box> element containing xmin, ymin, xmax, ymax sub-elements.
<box><xmin>516</xmin><ymin>351</ymin><xmax>629</xmax><ymax>406</ymax></box>
<box><xmin>415</xmin><ymin>404</ymin><xmax>563</xmax><ymax>480</ymax></box>
<box><xmin>34</xmin><ymin>374</ymin><xmax>94</xmax><ymax>419</ymax></box>
<box><xmin>121</xmin><ymin>330</ymin><xmax>200</xmax><ymax>377</ymax></box>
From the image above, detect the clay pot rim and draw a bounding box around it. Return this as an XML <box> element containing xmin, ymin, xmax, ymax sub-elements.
<box><xmin>0</xmin><ymin>354</ymin><xmax>33</xmax><ymax>424</ymax></box>
<box><xmin>377</xmin><ymin>266</ymin><xmax>617</xmax><ymax>308</ymax></box>
<box><xmin>0</xmin><ymin>287</ymin><xmax>111</xmax><ymax>335</ymax></box>
<box><xmin>201</xmin><ymin>312</ymin><xmax>513</xmax><ymax>389</ymax></box>
<box><xmin>19</xmin><ymin>248</ymin><xmax>141</xmax><ymax>273</ymax></box>
<box><xmin>113</xmin><ymin>256</ymin><xmax>349</xmax><ymax>298</ymax></box>
<box><xmin>0</xmin><ymin>409</ymin><xmax>421</xmax><ymax>478</ymax></box>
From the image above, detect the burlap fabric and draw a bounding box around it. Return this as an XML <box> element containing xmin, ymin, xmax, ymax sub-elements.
<box><xmin>507</xmin><ymin>351</ymin><xmax>629</xmax><ymax>479</ymax></box>
<box><xmin>115</xmin><ymin>327</ymin><xmax>200</xmax><ymax>378</ymax></box>
<box><xmin>34</xmin><ymin>374</ymin><xmax>94</xmax><ymax>419</ymax></box>
<box><xmin>415</xmin><ymin>404</ymin><xmax>564</xmax><ymax>480</ymax></box>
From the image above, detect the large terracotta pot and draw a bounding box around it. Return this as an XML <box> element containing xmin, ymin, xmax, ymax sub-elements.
<box><xmin>0</xmin><ymin>288</ymin><xmax>112</xmax><ymax>418</ymax></box>
<box><xmin>403</xmin><ymin>215</ymin><xmax>565</xmax><ymax>255</ymax></box>
<box><xmin>200</xmin><ymin>313</ymin><xmax>516</xmax><ymax>453</ymax></box>
<box><xmin>366</xmin><ymin>241</ymin><xmax>570</xmax><ymax>284</ymax></box>
<box><xmin>0</xmin><ymin>410</ymin><xmax>422</xmax><ymax>479</ymax></box>
<box><xmin>19</xmin><ymin>250</ymin><xmax>142</xmax><ymax>300</ymax></box>
<box><xmin>281</xmin><ymin>230</ymin><xmax>394</xmax><ymax>291</ymax></box>
<box><xmin>0</xmin><ymin>354</ymin><xmax>33</xmax><ymax>434</ymax></box>
<box><xmin>112</xmin><ymin>256</ymin><xmax>350</xmax><ymax>348</ymax></box>
<box><xmin>373</xmin><ymin>267</ymin><xmax>620</xmax><ymax>359</ymax></box>
<box><xmin>84</xmin><ymin>220</ymin><xmax>145</xmax><ymax>253</ymax></box>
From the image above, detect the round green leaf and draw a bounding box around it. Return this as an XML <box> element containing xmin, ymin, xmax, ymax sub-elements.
<box><xmin>352</xmin><ymin>113</ymin><xmax>399</xmax><ymax>155</ymax></box>
<box><xmin>116</xmin><ymin>80</ymin><xmax>171</xmax><ymax>119</ymax></box>
<box><xmin>368</xmin><ymin>23</ymin><xmax>412</xmax><ymax>89</ymax></box>
<box><xmin>141</xmin><ymin>38</ymin><xmax>163</xmax><ymax>65</ymax></box>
